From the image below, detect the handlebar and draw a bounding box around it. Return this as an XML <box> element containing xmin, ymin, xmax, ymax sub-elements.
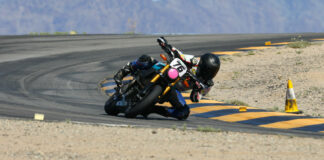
<box><xmin>186</xmin><ymin>70</ymin><xmax>207</xmax><ymax>89</ymax></box>
<box><xmin>157</xmin><ymin>37</ymin><xmax>176</xmax><ymax>60</ymax></box>
<box><xmin>157</xmin><ymin>37</ymin><xmax>168</xmax><ymax>46</ymax></box>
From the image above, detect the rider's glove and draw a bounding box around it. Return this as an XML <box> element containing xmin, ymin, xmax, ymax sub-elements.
<box><xmin>206</xmin><ymin>80</ymin><xmax>214</xmax><ymax>87</ymax></box>
<box><xmin>114</xmin><ymin>86</ymin><xmax>121</xmax><ymax>94</ymax></box>
<box><xmin>157</xmin><ymin>37</ymin><xmax>167</xmax><ymax>47</ymax></box>
<box><xmin>190</xmin><ymin>57</ymin><xmax>199</xmax><ymax>66</ymax></box>
<box><xmin>190</xmin><ymin>90</ymin><xmax>201</xmax><ymax>102</ymax></box>
<box><xmin>195</xmin><ymin>81</ymin><xmax>208</xmax><ymax>90</ymax></box>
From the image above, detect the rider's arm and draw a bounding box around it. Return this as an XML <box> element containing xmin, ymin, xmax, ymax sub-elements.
<box><xmin>113</xmin><ymin>62</ymin><xmax>134</xmax><ymax>86</ymax></box>
<box><xmin>157</xmin><ymin>37</ymin><xmax>180</xmax><ymax>59</ymax></box>
<box><xmin>175</xmin><ymin>50</ymin><xmax>199</xmax><ymax>67</ymax></box>
<box><xmin>190</xmin><ymin>78</ymin><xmax>214</xmax><ymax>102</ymax></box>
<box><xmin>158</xmin><ymin>37</ymin><xmax>195</xmax><ymax>64</ymax></box>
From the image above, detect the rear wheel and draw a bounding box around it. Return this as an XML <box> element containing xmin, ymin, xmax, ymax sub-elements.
<box><xmin>104</xmin><ymin>95</ymin><xmax>119</xmax><ymax>116</ymax></box>
<box><xmin>125</xmin><ymin>85</ymin><xmax>162</xmax><ymax>118</ymax></box>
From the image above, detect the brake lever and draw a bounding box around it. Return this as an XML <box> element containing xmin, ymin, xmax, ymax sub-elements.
<box><xmin>199</xmin><ymin>82</ymin><xmax>208</xmax><ymax>89</ymax></box>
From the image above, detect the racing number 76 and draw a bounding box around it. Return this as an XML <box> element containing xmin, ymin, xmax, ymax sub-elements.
<box><xmin>173</xmin><ymin>60</ymin><xmax>185</xmax><ymax>72</ymax></box>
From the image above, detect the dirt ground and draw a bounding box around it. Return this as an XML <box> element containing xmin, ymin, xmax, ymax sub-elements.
<box><xmin>209</xmin><ymin>41</ymin><xmax>324</xmax><ymax>116</ymax></box>
<box><xmin>1</xmin><ymin>41</ymin><xmax>324</xmax><ymax>160</ymax></box>
<box><xmin>1</xmin><ymin>119</ymin><xmax>324</xmax><ymax>160</ymax></box>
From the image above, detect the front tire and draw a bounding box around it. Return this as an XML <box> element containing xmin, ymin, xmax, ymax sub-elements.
<box><xmin>104</xmin><ymin>95</ymin><xmax>119</xmax><ymax>116</ymax></box>
<box><xmin>125</xmin><ymin>85</ymin><xmax>162</xmax><ymax>118</ymax></box>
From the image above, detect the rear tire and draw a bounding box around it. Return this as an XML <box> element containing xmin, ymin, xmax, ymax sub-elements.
<box><xmin>125</xmin><ymin>85</ymin><xmax>162</xmax><ymax>118</ymax></box>
<box><xmin>104</xmin><ymin>96</ymin><xmax>119</xmax><ymax>116</ymax></box>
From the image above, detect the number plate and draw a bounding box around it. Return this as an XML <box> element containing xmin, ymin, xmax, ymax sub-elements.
<box><xmin>170</xmin><ymin>58</ymin><xmax>187</xmax><ymax>77</ymax></box>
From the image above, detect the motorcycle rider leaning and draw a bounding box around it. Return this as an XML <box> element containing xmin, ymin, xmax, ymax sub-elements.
<box><xmin>113</xmin><ymin>37</ymin><xmax>220</xmax><ymax>120</ymax></box>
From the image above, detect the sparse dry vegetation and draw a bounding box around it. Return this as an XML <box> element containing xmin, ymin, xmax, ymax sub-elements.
<box><xmin>288</xmin><ymin>40</ymin><xmax>311</xmax><ymax>49</ymax></box>
<box><xmin>196</xmin><ymin>126</ymin><xmax>222</xmax><ymax>132</ymax></box>
<box><xmin>210</xmin><ymin>41</ymin><xmax>324</xmax><ymax>116</ymax></box>
<box><xmin>220</xmin><ymin>56</ymin><xmax>234</xmax><ymax>62</ymax></box>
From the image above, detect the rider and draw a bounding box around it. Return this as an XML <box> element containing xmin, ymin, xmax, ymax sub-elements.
<box><xmin>113</xmin><ymin>37</ymin><xmax>220</xmax><ymax>120</ymax></box>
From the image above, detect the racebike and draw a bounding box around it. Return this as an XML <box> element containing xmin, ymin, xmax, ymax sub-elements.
<box><xmin>104</xmin><ymin>37</ymin><xmax>206</xmax><ymax>118</ymax></box>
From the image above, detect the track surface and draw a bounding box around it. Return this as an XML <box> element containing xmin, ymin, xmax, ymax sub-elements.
<box><xmin>1</xmin><ymin>33</ymin><xmax>324</xmax><ymax>137</ymax></box>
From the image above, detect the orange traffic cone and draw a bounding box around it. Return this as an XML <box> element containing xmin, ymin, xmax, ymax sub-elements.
<box><xmin>285</xmin><ymin>79</ymin><xmax>302</xmax><ymax>114</ymax></box>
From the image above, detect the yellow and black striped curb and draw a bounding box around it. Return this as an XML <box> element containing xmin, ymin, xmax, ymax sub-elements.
<box><xmin>100</xmin><ymin>77</ymin><xmax>324</xmax><ymax>133</ymax></box>
<box><xmin>100</xmin><ymin>38</ymin><xmax>324</xmax><ymax>133</ymax></box>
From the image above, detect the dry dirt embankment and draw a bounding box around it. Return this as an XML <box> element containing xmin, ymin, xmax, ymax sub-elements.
<box><xmin>1</xmin><ymin>119</ymin><xmax>324</xmax><ymax>160</ymax></box>
<box><xmin>1</xmin><ymin>41</ymin><xmax>324</xmax><ymax>160</ymax></box>
<box><xmin>209</xmin><ymin>41</ymin><xmax>324</xmax><ymax>116</ymax></box>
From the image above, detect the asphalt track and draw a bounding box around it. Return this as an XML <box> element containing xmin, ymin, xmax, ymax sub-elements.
<box><xmin>1</xmin><ymin>33</ymin><xmax>324</xmax><ymax>138</ymax></box>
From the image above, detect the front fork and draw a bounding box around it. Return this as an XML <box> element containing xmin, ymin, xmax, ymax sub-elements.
<box><xmin>150</xmin><ymin>64</ymin><xmax>170</xmax><ymax>83</ymax></box>
<box><xmin>146</xmin><ymin>64</ymin><xmax>180</xmax><ymax>98</ymax></box>
<box><xmin>160</xmin><ymin>78</ymin><xmax>180</xmax><ymax>97</ymax></box>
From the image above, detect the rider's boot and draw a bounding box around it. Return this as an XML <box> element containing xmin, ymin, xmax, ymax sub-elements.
<box><xmin>167</xmin><ymin>89</ymin><xmax>190</xmax><ymax>120</ymax></box>
<box><xmin>142</xmin><ymin>89</ymin><xmax>190</xmax><ymax>120</ymax></box>
<box><xmin>167</xmin><ymin>105</ymin><xmax>190</xmax><ymax>120</ymax></box>
<box><xmin>144</xmin><ymin>105</ymin><xmax>190</xmax><ymax>120</ymax></box>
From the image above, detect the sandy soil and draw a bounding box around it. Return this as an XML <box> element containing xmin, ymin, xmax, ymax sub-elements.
<box><xmin>209</xmin><ymin>41</ymin><xmax>324</xmax><ymax>116</ymax></box>
<box><xmin>1</xmin><ymin>41</ymin><xmax>324</xmax><ymax>160</ymax></box>
<box><xmin>1</xmin><ymin>119</ymin><xmax>324</xmax><ymax>160</ymax></box>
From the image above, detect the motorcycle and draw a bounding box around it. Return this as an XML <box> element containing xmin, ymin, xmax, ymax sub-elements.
<box><xmin>104</xmin><ymin>37</ymin><xmax>206</xmax><ymax>118</ymax></box>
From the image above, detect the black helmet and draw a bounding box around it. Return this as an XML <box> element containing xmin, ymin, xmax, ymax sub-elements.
<box><xmin>196</xmin><ymin>53</ymin><xmax>220</xmax><ymax>81</ymax></box>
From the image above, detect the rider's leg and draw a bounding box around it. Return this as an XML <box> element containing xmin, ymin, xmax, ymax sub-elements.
<box><xmin>143</xmin><ymin>89</ymin><xmax>190</xmax><ymax>120</ymax></box>
<box><xmin>166</xmin><ymin>89</ymin><xmax>190</xmax><ymax>120</ymax></box>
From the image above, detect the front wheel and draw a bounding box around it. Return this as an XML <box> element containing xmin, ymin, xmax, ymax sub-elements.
<box><xmin>125</xmin><ymin>85</ymin><xmax>162</xmax><ymax>118</ymax></box>
<box><xmin>104</xmin><ymin>95</ymin><xmax>119</xmax><ymax>116</ymax></box>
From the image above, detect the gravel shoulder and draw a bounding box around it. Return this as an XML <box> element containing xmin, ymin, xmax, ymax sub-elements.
<box><xmin>1</xmin><ymin>119</ymin><xmax>324</xmax><ymax>160</ymax></box>
<box><xmin>1</xmin><ymin>41</ymin><xmax>324</xmax><ymax>160</ymax></box>
<box><xmin>209</xmin><ymin>41</ymin><xmax>324</xmax><ymax>116</ymax></box>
